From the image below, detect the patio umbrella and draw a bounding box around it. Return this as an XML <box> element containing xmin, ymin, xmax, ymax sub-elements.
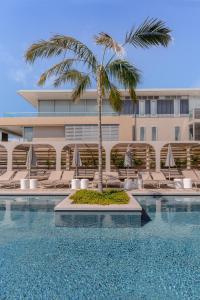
<box><xmin>72</xmin><ymin>144</ymin><xmax>82</xmax><ymax>179</ymax></box>
<box><xmin>26</xmin><ymin>145</ymin><xmax>37</xmax><ymax>179</ymax></box>
<box><xmin>124</xmin><ymin>145</ymin><xmax>133</xmax><ymax>178</ymax></box>
<box><xmin>165</xmin><ymin>144</ymin><xmax>175</xmax><ymax>180</ymax></box>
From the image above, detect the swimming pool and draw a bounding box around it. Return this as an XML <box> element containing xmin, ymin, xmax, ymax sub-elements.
<box><xmin>1</xmin><ymin>195</ymin><xmax>200</xmax><ymax>299</ymax></box>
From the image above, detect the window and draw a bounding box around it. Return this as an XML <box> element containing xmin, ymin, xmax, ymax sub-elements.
<box><xmin>24</xmin><ymin>127</ymin><xmax>33</xmax><ymax>142</ymax></box>
<box><xmin>152</xmin><ymin>127</ymin><xmax>157</xmax><ymax>141</ymax></box>
<box><xmin>140</xmin><ymin>127</ymin><xmax>145</xmax><ymax>141</ymax></box>
<box><xmin>145</xmin><ymin>100</ymin><xmax>151</xmax><ymax>115</ymax></box>
<box><xmin>157</xmin><ymin>100</ymin><xmax>174</xmax><ymax>114</ymax></box>
<box><xmin>174</xmin><ymin>126</ymin><xmax>180</xmax><ymax>141</ymax></box>
<box><xmin>65</xmin><ymin>124</ymin><xmax>119</xmax><ymax>141</ymax></box>
<box><xmin>121</xmin><ymin>100</ymin><xmax>134</xmax><ymax>115</ymax></box>
<box><xmin>180</xmin><ymin>99</ymin><xmax>189</xmax><ymax>114</ymax></box>
<box><xmin>86</xmin><ymin>99</ymin><xmax>97</xmax><ymax>113</ymax></box>
<box><xmin>133</xmin><ymin>102</ymin><xmax>139</xmax><ymax>115</ymax></box>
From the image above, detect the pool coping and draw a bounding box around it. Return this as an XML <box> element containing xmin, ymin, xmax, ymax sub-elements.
<box><xmin>54</xmin><ymin>191</ymin><xmax>142</xmax><ymax>212</ymax></box>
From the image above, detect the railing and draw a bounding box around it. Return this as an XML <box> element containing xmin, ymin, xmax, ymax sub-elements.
<box><xmin>189</xmin><ymin>108</ymin><xmax>200</xmax><ymax>120</ymax></box>
<box><xmin>3</xmin><ymin>111</ymin><xmax>119</xmax><ymax>118</ymax></box>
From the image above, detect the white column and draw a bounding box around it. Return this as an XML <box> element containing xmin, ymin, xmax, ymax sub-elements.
<box><xmin>7</xmin><ymin>148</ymin><xmax>14</xmax><ymax>171</ymax></box>
<box><xmin>55</xmin><ymin>146</ymin><xmax>62</xmax><ymax>171</ymax></box>
<box><xmin>146</xmin><ymin>146</ymin><xmax>150</xmax><ymax>170</ymax></box>
<box><xmin>186</xmin><ymin>146</ymin><xmax>191</xmax><ymax>170</ymax></box>
<box><xmin>155</xmin><ymin>147</ymin><xmax>161</xmax><ymax>172</ymax></box>
<box><xmin>105</xmin><ymin>148</ymin><xmax>111</xmax><ymax>172</ymax></box>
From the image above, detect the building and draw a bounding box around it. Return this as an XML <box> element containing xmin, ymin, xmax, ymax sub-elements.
<box><xmin>1</xmin><ymin>88</ymin><xmax>200</xmax><ymax>172</ymax></box>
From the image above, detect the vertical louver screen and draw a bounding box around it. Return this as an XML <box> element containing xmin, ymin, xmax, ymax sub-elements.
<box><xmin>65</xmin><ymin>124</ymin><xmax>119</xmax><ymax>141</ymax></box>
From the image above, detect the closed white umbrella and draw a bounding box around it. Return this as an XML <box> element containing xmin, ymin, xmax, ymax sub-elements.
<box><xmin>124</xmin><ymin>145</ymin><xmax>133</xmax><ymax>178</ymax></box>
<box><xmin>26</xmin><ymin>145</ymin><xmax>37</xmax><ymax>179</ymax></box>
<box><xmin>165</xmin><ymin>144</ymin><xmax>175</xmax><ymax>180</ymax></box>
<box><xmin>72</xmin><ymin>144</ymin><xmax>82</xmax><ymax>179</ymax></box>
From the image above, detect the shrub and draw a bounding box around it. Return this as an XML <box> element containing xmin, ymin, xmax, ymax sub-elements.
<box><xmin>70</xmin><ymin>189</ymin><xmax>129</xmax><ymax>205</ymax></box>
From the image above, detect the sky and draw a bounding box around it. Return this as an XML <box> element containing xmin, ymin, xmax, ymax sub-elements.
<box><xmin>0</xmin><ymin>0</ymin><xmax>200</xmax><ymax>113</ymax></box>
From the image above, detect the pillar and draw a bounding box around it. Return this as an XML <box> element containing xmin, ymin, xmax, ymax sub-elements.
<box><xmin>155</xmin><ymin>147</ymin><xmax>161</xmax><ymax>172</ymax></box>
<box><xmin>55</xmin><ymin>146</ymin><xmax>62</xmax><ymax>171</ymax></box>
<box><xmin>7</xmin><ymin>147</ymin><xmax>14</xmax><ymax>171</ymax></box>
<box><xmin>105</xmin><ymin>147</ymin><xmax>111</xmax><ymax>172</ymax></box>
<box><xmin>186</xmin><ymin>146</ymin><xmax>191</xmax><ymax>170</ymax></box>
<box><xmin>146</xmin><ymin>146</ymin><xmax>150</xmax><ymax>170</ymax></box>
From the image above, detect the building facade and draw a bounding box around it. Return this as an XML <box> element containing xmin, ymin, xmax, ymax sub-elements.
<box><xmin>0</xmin><ymin>88</ymin><xmax>200</xmax><ymax>172</ymax></box>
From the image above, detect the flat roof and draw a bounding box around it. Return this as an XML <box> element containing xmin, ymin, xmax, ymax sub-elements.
<box><xmin>18</xmin><ymin>88</ymin><xmax>200</xmax><ymax>108</ymax></box>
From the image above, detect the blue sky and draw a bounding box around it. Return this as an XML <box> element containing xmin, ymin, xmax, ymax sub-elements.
<box><xmin>0</xmin><ymin>0</ymin><xmax>200</xmax><ymax>113</ymax></box>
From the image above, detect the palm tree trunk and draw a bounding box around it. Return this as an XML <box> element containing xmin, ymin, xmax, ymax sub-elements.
<box><xmin>97</xmin><ymin>69</ymin><xmax>103</xmax><ymax>192</ymax></box>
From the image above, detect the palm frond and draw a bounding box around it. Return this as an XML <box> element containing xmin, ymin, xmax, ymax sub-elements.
<box><xmin>95</xmin><ymin>32</ymin><xmax>124</xmax><ymax>55</ymax></box>
<box><xmin>38</xmin><ymin>58</ymin><xmax>75</xmax><ymax>86</ymax></box>
<box><xmin>108</xmin><ymin>84</ymin><xmax>122</xmax><ymax>112</ymax></box>
<box><xmin>53</xmin><ymin>69</ymin><xmax>83</xmax><ymax>87</ymax></box>
<box><xmin>25</xmin><ymin>34</ymin><xmax>97</xmax><ymax>71</ymax></box>
<box><xmin>99</xmin><ymin>67</ymin><xmax>122</xmax><ymax>112</ymax></box>
<box><xmin>106</xmin><ymin>59</ymin><xmax>140</xmax><ymax>99</ymax></box>
<box><xmin>125</xmin><ymin>18</ymin><xmax>172</xmax><ymax>48</ymax></box>
<box><xmin>72</xmin><ymin>75</ymin><xmax>91</xmax><ymax>101</ymax></box>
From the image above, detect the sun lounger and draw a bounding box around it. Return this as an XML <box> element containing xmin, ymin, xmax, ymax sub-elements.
<box><xmin>54</xmin><ymin>170</ymin><xmax>75</xmax><ymax>187</ymax></box>
<box><xmin>118</xmin><ymin>169</ymin><xmax>137</xmax><ymax>180</ymax></box>
<box><xmin>76</xmin><ymin>169</ymin><xmax>95</xmax><ymax>179</ymax></box>
<box><xmin>182</xmin><ymin>169</ymin><xmax>200</xmax><ymax>188</ymax></box>
<box><xmin>0</xmin><ymin>171</ymin><xmax>28</xmax><ymax>188</ymax></box>
<box><xmin>0</xmin><ymin>171</ymin><xmax>15</xmax><ymax>182</ymax></box>
<box><xmin>93</xmin><ymin>171</ymin><xmax>122</xmax><ymax>188</ymax></box>
<box><xmin>41</xmin><ymin>171</ymin><xmax>63</xmax><ymax>188</ymax></box>
<box><xmin>151</xmin><ymin>171</ymin><xmax>172</xmax><ymax>188</ymax></box>
<box><xmin>140</xmin><ymin>172</ymin><xmax>156</xmax><ymax>188</ymax></box>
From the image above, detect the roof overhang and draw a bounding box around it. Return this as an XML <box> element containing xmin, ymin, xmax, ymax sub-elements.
<box><xmin>18</xmin><ymin>88</ymin><xmax>200</xmax><ymax>108</ymax></box>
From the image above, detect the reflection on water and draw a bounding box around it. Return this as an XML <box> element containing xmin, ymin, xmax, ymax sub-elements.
<box><xmin>55</xmin><ymin>211</ymin><xmax>141</xmax><ymax>228</ymax></box>
<box><xmin>137</xmin><ymin>195</ymin><xmax>200</xmax><ymax>226</ymax></box>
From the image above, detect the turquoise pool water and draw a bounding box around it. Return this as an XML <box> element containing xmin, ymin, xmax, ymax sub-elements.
<box><xmin>1</xmin><ymin>195</ymin><xmax>200</xmax><ymax>299</ymax></box>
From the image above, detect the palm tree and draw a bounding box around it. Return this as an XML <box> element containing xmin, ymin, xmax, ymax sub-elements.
<box><xmin>25</xmin><ymin>18</ymin><xmax>171</xmax><ymax>192</ymax></box>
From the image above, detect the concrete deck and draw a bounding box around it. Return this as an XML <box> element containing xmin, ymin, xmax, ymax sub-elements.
<box><xmin>0</xmin><ymin>187</ymin><xmax>200</xmax><ymax>197</ymax></box>
<box><xmin>54</xmin><ymin>191</ymin><xmax>142</xmax><ymax>212</ymax></box>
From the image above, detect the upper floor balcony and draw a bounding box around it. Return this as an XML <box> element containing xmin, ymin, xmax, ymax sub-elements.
<box><xmin>189</xmin><ymin>108</ymin><xmax>200</xmax><ymax>120</ymax></box>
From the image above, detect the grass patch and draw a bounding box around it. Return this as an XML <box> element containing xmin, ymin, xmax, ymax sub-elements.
<box><xmin>70</xmin><ymin>189</ymin><xmax>129</xmax><ymax>205</ymax></box>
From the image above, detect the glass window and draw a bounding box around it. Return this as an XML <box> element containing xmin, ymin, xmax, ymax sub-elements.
<box><xmin>157</xmin><ymin>100</ymin><xmax>174</xmax><ymax>114</ymax></box>
<box><xmin>38</xmin><ymin>100</ymin><xmax>54</xmax><ymax>114</ymax></box>
<box><xmin>121</xmin><ymin>100</ymin><xmax>133</xmax><ymax>115</ymax></box>
<box><xmin>54</xmin><ymin>100</ymin><xmax>68</xmax><ymax>113</ymax></box>
<box><xmin>180</xmin><ymin>99</ymin><xmax>189</xmax><ymax>114</ymax></box>
<box><xmin>145</xmin><ymin>100</ymin><xmax>151</xmax><ymax>115</ymax></box>
<box><xmin>174</xmin><ymin>126</ymin><xmax>180</xmax><ymax>141</ymax></box>
<box><xmin>152</xmin><ymin>127</ymin><xmax>157</xmax><ymax>141</ymax></box>
<box><xmin>24</xmin><ymin>127</ymin><xmax>33</xmax><ymax>142</ymax></box>
<box><xmin>151</xmin><ymin>100</ymin><xmax>157</xmax><ymax>115</ymax></box>
<box><xmin>133</xmin><ymin>102</ymin><xmax>139</xmax><ymax>115</ymax></box>
<box><xmin>86</xmin><ymin>99</ymin><xmax>97</xmax><ymax>113</ymax></box>
<box><xmin>140</xmin><ymin>127</ymin><xmax>145</xmax><ymax>141</ymax></box>
<box><xmin>70</xmin><ymin>100</ymin><xmax>86</xmax><ymax>113</ymax></box>
<box><xmin>102</xmin><ymin>100</ymin><xmax>114</xmax><ymax>113</ymax></box>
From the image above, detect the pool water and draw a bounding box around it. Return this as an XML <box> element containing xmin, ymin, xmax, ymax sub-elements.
<box><xmin>1</xmin><ymin>195</ymin><xmax>200</xmax><ymax>299</ymax></box>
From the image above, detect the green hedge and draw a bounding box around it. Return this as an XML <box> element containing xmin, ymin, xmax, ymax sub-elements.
<box><xmin>70</xmin><ymin>189</ymin><xmax>129</xmax><ymax>205</ymax></box>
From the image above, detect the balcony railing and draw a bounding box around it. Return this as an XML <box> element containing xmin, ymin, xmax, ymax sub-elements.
<box><xmin>3</xmin><ymin>111</ymin><xmax>119</xmax><ymax>118</ymax></box>
<box><xmin>189</xmin><ymin>108</ymin><xmax>200</xmax><ymax>120</ymax></box>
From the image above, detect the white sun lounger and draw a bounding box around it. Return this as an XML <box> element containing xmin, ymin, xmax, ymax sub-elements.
<box><xmin>41</xmin><ymin>171</ymin><xmax>63</xmax><ymax>188</ymax></box>
<box><xmin>151</xmin><ymin>171</ymin><xmax>172</xmax><ymax>188</ymax></box>
<box><xmin>182</xmin><ymin>169</ymin><xmax>200</xmax><ymax>188</ymax></box>
<box><xmin>93</xmin><ymin>171</ymin><xmax>122</xmax><ymax>188</ymax></box>
<box><xmin>0</xmin><ymin>171</ymin><xmax>15</xmax><ymax>183</ymax></box>
<box><xmin>54</xmin><ymin>170</ymin><xmax>75</xmax><ymax>187</ymax></box>
<box><xmin>0</xmin><ymin>171</ymin><xmax>28</xmax><ymax>188</ymax></box>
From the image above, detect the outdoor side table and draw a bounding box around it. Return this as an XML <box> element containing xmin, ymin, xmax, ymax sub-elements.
<box><xmin>174</xmin><ymin>179</ymin><xmax>183</xmax><ymax>189</ymax></box>
<box><xmin>124</xmin><ymin>179</ymin><xmax>133</xmax><ymax>190</ymax></box>
<box><xmin>183</xmin><ymin>178</ymin><xmax>192</xmax><ymax>189</ymax></box>
<box><xmin>30</xmin><ymin>179</ymin><xmax>38</xmax><ymax>189</ymax></box>
<box><xmin>20</xmin><ymin>179</ymin><xmax>29</xmax><ymax>190</ymax></box>
<box><xmin>71</xmin><ymin>179</ymin><xmax>80</xmax><ymax>190</ymax></box>
<box><xmin>80</xmin><ymin>179</ymin><xmax>89</xmax><ymax>189</ymax></box>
